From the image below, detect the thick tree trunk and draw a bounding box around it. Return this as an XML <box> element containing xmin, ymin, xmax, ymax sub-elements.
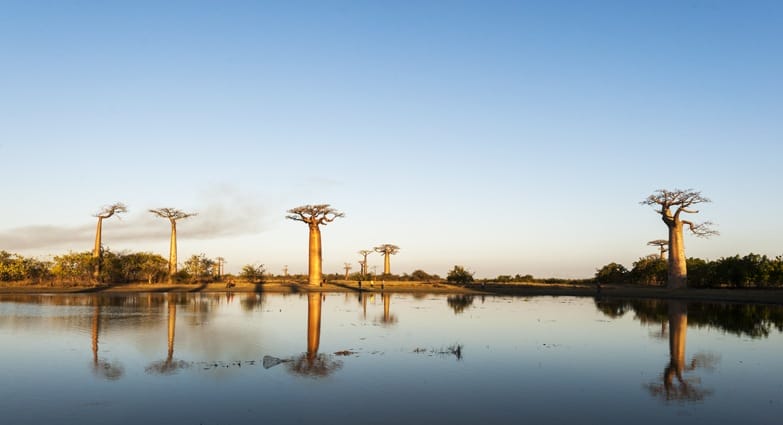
<box><xmin>93</xmin><ymin>218</ymin><xmax>103</xmax><ymax>280</ymax></box>
<box><xmin>307</xmin><ymin>293</ymin><xmax>321</xmax><ymax>360</ymax></box>
<box><xmin>308</xmin><ymin>224</ymin><xmax>322</xmax><ymax>286</ymax></box>
<box><xmin>169</xmin><ymin>221</ymin><xmax>178</xmax><ymax>278</ymax></box>
<box><xmin>667</xmin><ymin>221</ymin><xmax>687</xmax><ymax>289</ymax></box>
<box><xmin>383</xmin><ymin>253</ymin><xmax>390</xmax><ymax>274</ymax></box>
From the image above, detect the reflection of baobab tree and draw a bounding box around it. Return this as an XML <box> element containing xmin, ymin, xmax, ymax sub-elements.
<box><xmin>374</xmin><ymin>244</ymin><xmax>399</xmax><ymax>275</ymax></box>
<box><xmin>145</xmin><ymin>296</ymin><xmax>189</xmax><ymax>374</ymax></box>
<box><xmin>447</xmin><ymin>295</ymin><xmax>475</xmax><ymax>315</ymax></box>
<box><xmin>92</xmin><ymin>203</ymin><xmax>127</xmax><ymax>281</ymax></box>
<box><xmin>149</xmin><ymin>207</ymin><xmax>197</xmax><ymax>280</ymax></box>
<box><xmin>376</xmin><ymin>293</ymin><xmax>397</xmax><ymax>325</ymax></box>
<box><xmin>285</xmin><ymin>293</ymin><xmax>342</xmax><ymax>377</ymax></box>
<box><xmin>286</xmin><ymin>205</ymin><xmax>344</xmax><ymax>286</ymax></box>
<box><xmin>646</xmin><ymin>301</ymin><xmax>718</xmax><ymax>402</ymax></box>
<box><xmin>90</xmin><ymin>304</ymin><xmax>125</xmax><ymax>380</ymax></box>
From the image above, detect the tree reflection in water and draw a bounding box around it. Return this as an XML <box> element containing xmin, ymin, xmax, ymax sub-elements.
<box><xmin>145</xmin><ymin>296</ymin><xmax>189</xmax><ymax>374</ymax></box>
<box><xmin>644</xmin><ymin>301</ymin><xmax>718</xmax><ymax>402</ymax></box>
<box><xmin>275</xmin><ymin>293</ymin><xmax>342</xmax><ymax>378</ymax></box>
<box><xmin>447</xmin><ymin>295</ymin><xmax>474</xmax><ymax>315</ymax></box>
<box><xmin>376</xmin><ymin>293</ymin><xmax>398</xmax><ymax>325</ymax></box>
<box><xmin>90</xmin><ymin>303</ymin><xmax>124</xmax><ymax>380</ymax></box>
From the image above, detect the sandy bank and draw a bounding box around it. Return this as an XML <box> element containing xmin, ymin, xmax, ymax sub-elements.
<box><xmin>2</xmin><ymin>280</ymin><xmax>782</xmax><ymax>304</ymax></box>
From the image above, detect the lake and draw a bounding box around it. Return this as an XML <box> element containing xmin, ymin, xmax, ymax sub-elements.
<box><xmin>0</xmin><ymin>292</ymin><xmax>781</xmax><ymax>424</ymax></box>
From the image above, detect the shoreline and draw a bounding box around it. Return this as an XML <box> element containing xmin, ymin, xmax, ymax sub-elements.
<box><xmin>2</xmin><ymin>281</ymin><xmax>783</xmax><ymax>305</ymax></box>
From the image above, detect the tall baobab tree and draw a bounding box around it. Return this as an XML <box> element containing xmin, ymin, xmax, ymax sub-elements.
<box><xmin>357</xmin><ymin>250</ymin><xmax>372</xmax><ymax>275</ymax></box>
<box><xmin>149</xmin><ymin>208</ymin><xmax>197</xmax><ymax>280</ymax></box>
<box><xmin>641</xmin><ymin>189</ymin><xmax>717</xmax><ymax>289</ymax></box>
<box><xmin>92</xmin><ymin>203</ymin><xmax>127</xmax><ymax>281</ymax></box>
<box><xmin>215</xmin><ymin>257</ymin><xmax>226</xmax><ymax>279</ymax></box>
<box><xmin>286</xmin><ymin>204</ymin><xmax>344</xmax><ymax>286</ymax></box>
<box><xmin>647</xmin><ymin>239</ymin><xmax>669</xmax><ymax>260</ymax></box>
<box><xmin>343</xmin><ymin>262</ymin><xmax>352</xmax><ymax>280</ymax></box>
<box><xmin>374</xmin><ymin>244</ymin><xmax>400</xmax><ymax>275</ymax></box>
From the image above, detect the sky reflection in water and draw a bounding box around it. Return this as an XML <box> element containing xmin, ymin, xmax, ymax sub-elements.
<box><xmin>0</xmin><ymin>293</ymin><xmax>781</xmax><ymax>425</ymax></box>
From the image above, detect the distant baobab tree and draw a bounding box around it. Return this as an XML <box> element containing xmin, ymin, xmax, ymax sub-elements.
<box><xmin>358</xmin><ymin>250</ymin><xmax>372</xmax><ymax>275</ymax></box>
<box><xmin>92</xmin><ymin>203</ymin><xmax>127</xmax><ymax>281</ymax></box>
<box><xmin>215</xmin><ymin>257</ymin><xmax>225</xmax><ymax>279</ymax></box>
<box><xmin>647</xmin><ymin>239</ymin><xmax>669</xmax><ymax>260</ymax></box>
<box><xmin>343</xmin><ymin>262</ymin><xmax>352</xmax><ymax>280</ymax></box>
<box><xmin>149</xmin><ymin>208</ymin><xmax>197</xmax><ymax>280</ymax></box>
<box><xmin>286</xmin><ymin>204</ymin><xmax>344</xmax><ymax>286</ymax></box>
<box><xmin>374</xmin><ymin>244</ymin><xmax>400</xmax><ymax>275</ymax></box>
<box><xmin>642</xmin><ymin>189</ymin><xmax>717</xmax><ymax>289</ymax></box>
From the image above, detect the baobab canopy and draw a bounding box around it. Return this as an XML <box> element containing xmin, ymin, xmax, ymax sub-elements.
<box><xmin>286</xmin><ymin>204</ymin><xmax>344</xmax><ymax>285</ymax></box>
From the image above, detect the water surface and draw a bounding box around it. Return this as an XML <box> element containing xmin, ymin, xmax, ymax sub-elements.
<box><xmin>0</xmin><ymin>293</ymin><xmax>781</xmax><ymax>424</ymax></box>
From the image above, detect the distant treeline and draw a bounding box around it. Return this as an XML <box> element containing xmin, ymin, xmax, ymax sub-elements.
<box><xmin>596</xmin><ymin>253</ymin><xmax>783</xmax><ymax>288</ymax></box>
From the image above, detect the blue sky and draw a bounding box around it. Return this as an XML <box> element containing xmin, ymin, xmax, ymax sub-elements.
<box><xmin>1</xmin><ymin>1</ymin><xmax>781</xmax><ymax>278</ymax></box>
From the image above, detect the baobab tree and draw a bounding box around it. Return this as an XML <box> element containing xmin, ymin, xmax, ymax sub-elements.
<box><xmin>647</xmin><ymin>239</ymin><xmax>669</xmax><ymax>260</ymax></box>
<box><xmin>357</xmin><ymin>250</ymin><xmax>372</xmax><ymax>275</ymax></box>
<box><xmin>92</xmin><ymin>203</ymin><xmax>127</xmax><ymax>281</ymax></box>
<box><xmin>641</xmin><ymin>189</ymin><xmax>717</xmax><ymax>289</ymax></box>
<box><xmin>374</xmin><ymin>244</ymin><xmax>400</xmax><ymax>275</ymax></box>
<box><xmin>343</xmin><ymin>262</ymin><xmax>352</xmax><ymax>280</ymax></box>
<box><xmin>286</xmin><ymin>204</ymin><xmax>344</xmax><ymax>286</ymax></box>
<box><xmin>149</xmin><ymin>208</ymin><xmax>197</xmax><ymax>280</ymax></box>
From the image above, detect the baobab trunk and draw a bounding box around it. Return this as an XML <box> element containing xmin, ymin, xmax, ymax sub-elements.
<box><xmin>169</xmin><ymin>221</ymin><xmax>178</xmax><ymax>278</ymax></box>
<box><xmin>93</xmin><ymin>217</ymin><xmax>103</xmax><ymax>280</ymax></box>
<box><xmin>308</xmin><ymin>224</ymin><xmax>322</xmax><ymax>286</ymax></box>
<box><xmin>383</xmin><ymin>254</ymin><xmax>390</xmax><ymax>275</ymax></box>
<box><xmin>667</xmin><ymin>222</ymin><xmax>687</xmax><ymax>289</ymax></box>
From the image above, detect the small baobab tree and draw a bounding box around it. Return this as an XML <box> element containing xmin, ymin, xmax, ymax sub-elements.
<box><xmin>357</xmin><ymin>250</ymin><xmax>372</xmax><ymax>275</ymax></box>
<box><xmin>648</xmin><ymin>239</ymin><xmax>669</xmax><ymax>260</ymax></box>
<box><xmin>92</xmin><ymin>203</ymin><xmax>127</xmax><ymax>281</ymax></box>
<box><xmin>149</xmin><ymin>208</ymin><xmax>197</xmax><ymax>280</ymax></box>
<box><xmin>374</xmin><ymin>244</ymin><xmax>400</xmax><ymax>275</ymax></box>
<box><xmin>286</xmin><ymin>204</ymin><xmax>344</xmax><ymax>286</ymax></box>
<box><xmin>641</xmin><ymin>189</ymin><xmax>718</xmax><ymax>289</ymax></box>
<box><xmin>343</xmin><ymin>262</ymin><xmax>352</xmax><ymax>280</ymax></box>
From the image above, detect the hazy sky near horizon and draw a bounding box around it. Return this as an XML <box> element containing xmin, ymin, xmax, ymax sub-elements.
<box><xmin>1</xmin><ymin>1</ymin><xmax>781</xmax><ymax>278</ymax></box>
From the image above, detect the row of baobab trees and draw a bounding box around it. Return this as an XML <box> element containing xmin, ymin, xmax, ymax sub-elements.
<box><xmin>92</xmin><ymin>203</ymin><xmax>400</xmax><ymax>285</ymax></box>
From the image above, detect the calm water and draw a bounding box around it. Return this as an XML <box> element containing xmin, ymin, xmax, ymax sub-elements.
<box><xmin>0</xmin><ymin>292</ymin><xmax>781</xmax><ymax>425</ymax></box>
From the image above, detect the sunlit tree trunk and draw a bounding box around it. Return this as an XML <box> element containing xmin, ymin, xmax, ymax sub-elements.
<box><xmin>169</xmin><ymin>220</ymin><xmax>178</xmax><ymax>278</ymax></box>
<box><xmin>667</xmin><ymin>221</ymin><xmax>687</xmax><ymax>289</ymax></box>
<box><xmin>308</xmin><ymin>224</ymin><xmax>322</xmax><ymax>286</ymax></box>
<box><xmin>92</xmin><ymin>218</ymin><xmax>104</xmax><ymax>280</ymax></box>
<box><xmin>307</xmin><ymin>293</ymin><xmax>322</xmax><ymax>360</ymax></box>
<box><xmin>383</xmin><ymin>254</ymin><xmax>390</xmax><ymax>275</ymax></box>
<box><xmin>92</xmin><ymin>305</ymin><xmax>100</xmax><ymax>365</ymax></box>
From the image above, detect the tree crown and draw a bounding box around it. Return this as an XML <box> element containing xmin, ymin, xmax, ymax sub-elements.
<box><xmin>94</xmin><ymin>202</ymin><xmax>128</xmax><ymax>219</ymax></box>
<box><xmin>374</xmin><ymin>244</ymin><xmax>400</xmax><ymax>255</ymax></box>
<box><xmin>286</xmin><ymin>204</ymin><xmax>344</xmax><ymax>226</ymax></box>
<box><xmin>149</xmin><ymin>208</ymin><xmax>197</xmax><ymax>221</ymax></box>
<box><xmin>641</xmin><ymin>189</ymin><xmax>718</xmax><ymax>237</ymax></box>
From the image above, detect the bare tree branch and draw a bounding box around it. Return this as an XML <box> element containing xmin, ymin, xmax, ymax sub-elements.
<box><xmin>285</xmin><ymin>204</ymin><xmax>344</xmax><ymax>226</ymax></box>
<box><xmin>374</xmin><ymin>244</ymin><xmax>400</xmax><ymax>255</ymax></box>
<box><xmin>149</xmin><ymin>208</ymin><xmax>198</xmax><ymax>222</ymax></box>
<box><xmin>682</xmin><ymin>220</ymin><xmax>719</xmax><ymax>238</ymax></box>
<box><xmin>94</xmin><ymin>203</ymin><xmax>128</xmax><ymax>219</ymax></box>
